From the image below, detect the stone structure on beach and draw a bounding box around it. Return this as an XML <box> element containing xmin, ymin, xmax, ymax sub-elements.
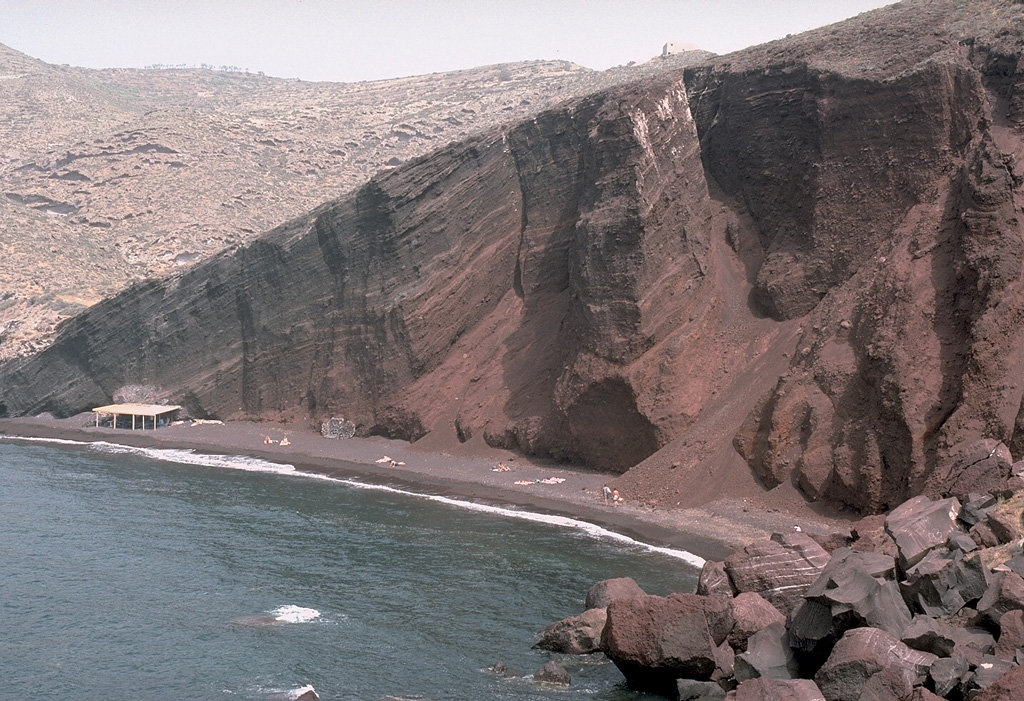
<box><xmin>2</xmin><ymin>0</ymin><xmax>1024</xmax><ymax>516</ymax></box>
<box><xmin>534</xmin><ymin>472</ymin><xmax>1024</xmax><ymax>699</ymax></box>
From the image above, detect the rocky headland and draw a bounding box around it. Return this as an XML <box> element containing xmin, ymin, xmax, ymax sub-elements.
<box><xmin>533</xmin><ymin>455</ymin><xmax>1024</xmax><ymax>699</ymax></box>
<box><xmin>2</xmin><ymin>0</ymin><xmax>1024</xmax><ymax>523</ymax></box>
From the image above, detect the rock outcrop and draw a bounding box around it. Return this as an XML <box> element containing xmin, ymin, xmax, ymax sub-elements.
<box><xmin>3</xmin><ymin>0</ymin><xmax>1024</xmax><ymax>512</ymax></box>
<box><xmin>537</xmin><ymin>484</ymin><xmax>1024</xmax><ymax>699</ymax></box>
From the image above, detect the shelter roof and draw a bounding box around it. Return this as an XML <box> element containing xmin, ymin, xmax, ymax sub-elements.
<box><xmin>91</xmin><ymin>403</ymin><xmax>182</xmax><ymax>416</ymax></box>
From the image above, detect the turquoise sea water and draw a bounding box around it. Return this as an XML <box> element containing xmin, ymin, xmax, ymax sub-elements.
<box><xmin>0</xmin><ymin>437</ymin><xmax>700</xmax><ymax>700</ymax></box>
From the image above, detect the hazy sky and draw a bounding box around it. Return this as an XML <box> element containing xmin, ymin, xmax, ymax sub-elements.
<box><xmin>2</xmin><ymin>1</ymin><xmax>896</xmax><ymax>83</ymax></box>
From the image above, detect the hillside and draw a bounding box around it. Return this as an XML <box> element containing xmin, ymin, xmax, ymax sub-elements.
<box><xmin>0</xmin><ymin>43</ymin><xmax>710</xmax><ymax>358</ymax></box>
<box><xmin>3</xmin><ymin>0</ymin><xmax>1024</xmax><ymax>515</ymax></box>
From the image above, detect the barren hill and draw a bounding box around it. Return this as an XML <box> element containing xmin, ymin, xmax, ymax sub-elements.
<box><xmin>3</xmin><ymin>0</ymin><xmax>1024</xmax><ymax>516</ymax></box>
<box><xmin>0</xmin><ymin>43</ymin><xmax>710</xmax><ymax>358</ymax></box>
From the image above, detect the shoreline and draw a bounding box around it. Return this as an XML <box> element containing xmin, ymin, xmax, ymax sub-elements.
<box><xmin>0</xmin><ymin>414</ymin><xmax>852</xmax><ymax>563</ymax></box>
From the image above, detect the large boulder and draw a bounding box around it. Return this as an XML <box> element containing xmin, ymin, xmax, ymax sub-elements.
<box><xmin>814</xmin><ymin>627</ymin><xmax>936</xmax><ymax>701</ymax></box>
<box><xmin>976</xmin><ymin>571</ymin><xmax>1024</xmax><ymax>629</ymax></box>
<box><xmin>601</xmin><ymin>593</ymin><xmax>718</xmax><ymax>696</ymax></box>
<box><xmin>904</xmin><ymin>689</ymin><xmax>946</xmax><ymax>701</ymax></box>
<box><xmin>930</xmin><ymin>655</ymin><xmax>970</xmax><ymax>698</ymax></box>
<box><xmin>724</xmin><ymin>533</ymin><xmax>831</xmax><ymax>616</ymax></box>
<box><xmin>787</xmin><ymin>598</ymin><xmax>838</xmax><ymax>659</ymax></box>
<box><xmin>734</xmin><ymin>622</ymin><xmax>800</xmax><ymax>682</ymax></box>
<box><xmin>884</xmin><ymin>495</ymin><xmax>962</xmax><ymax>572</ymax></box>
<box><xmin>973</xmin><ymin>662</ymin><xmax>1024</xmax><ymax>700</ymax></box>
<box><xmin>726</xmin><ymin>677</ymin><xmax>826</xmax><ymax>700</ymax></box>
<box><xmin>698</xmin><ymin>560</ymin><xmax>736</xmax><ymax>598</ymax></box>
<box><xmin>963</xmin><ymin>655</ymin><xmax>1015</xmax><ymax>698</ymax></box>
<box><xmin>802</xmin><ymin>547</ymin><xmax>911</xmax><ymax>638</ymax></box>
<box><xmin>937</xmin><ymin>439</ymin><xmax>1013</xmax><ymax>500</ymax></box>
<box><xmin>534</xmin><ymin>607</ymin><xmax>607</xmax><ymax>654</ymax></box>
<box><xmin>585</xmin><ymin>577</ymin><xmax>646</xmax><ymax>610</ymax></box>
<box><xmin>729</xmin><ymin>592</ymin><xmax>787</xmax><ymax>653</ymax></box>
<box><xmin>901</xmin><ymin>549</ymin><xmax>989</xmax><ymax>617</ymax></box>
<box><xmin>677</xmin><ymin>678</ymin><xmax>727</xmax><ymax>700</ymax></box>
<box><xmin>901</xmin><ymin>616</ymin><xmax>994</xmax><ymax>660</ymax></box>
<box><xmin>993</xmin><ymin>609</ymin><xmax>1024</xmax><ymax>661</ymax></box>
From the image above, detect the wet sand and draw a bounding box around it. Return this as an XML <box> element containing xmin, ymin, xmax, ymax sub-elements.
<box><xmin>0</xmin><ymin>414</ymin><xmax>852</xmax><ymax>562</ymax></box>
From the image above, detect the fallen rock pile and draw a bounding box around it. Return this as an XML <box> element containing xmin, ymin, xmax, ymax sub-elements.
<box><xmin>535</xmin><ymin>459</ymin><xmax>1024</xmax><ymax>699</ymax></box>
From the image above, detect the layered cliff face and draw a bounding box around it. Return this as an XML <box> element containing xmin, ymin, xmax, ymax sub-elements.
<box><xmin>3</xmin><ymin>0</ymin><xmax>1024</xmax><ymax>513</ymax></box>
<box><xmin>0</xmin><ymin>75</ymin><xmax>714</xmax><ymax>473</ymax></box>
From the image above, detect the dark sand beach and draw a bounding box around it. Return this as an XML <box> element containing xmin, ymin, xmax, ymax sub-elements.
<box><xmin>0</xmin><ymin>414</ymin><xmax>853</xmax><ymax>562</ymax></box>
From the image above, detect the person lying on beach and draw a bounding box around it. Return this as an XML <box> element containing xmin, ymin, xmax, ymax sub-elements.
<box><xmin>280</xmin><ymin>437</ymin><xmax>290</xmax><ymax>446</ymax></box>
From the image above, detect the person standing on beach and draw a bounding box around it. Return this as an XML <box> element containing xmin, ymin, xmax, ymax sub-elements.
<box><xmin>602</xmin><ymin>484</ymin><xmax>612</xmax><ymax>506</ymax></box>
<box><xmin>612</xmin><ymin>489</ymin><xmax>622</xmax><ymax>506</ymax></box>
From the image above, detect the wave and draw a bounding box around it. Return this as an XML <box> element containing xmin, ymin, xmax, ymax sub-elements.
<box><xmin>1</xmin><ymin>434</ymin><xmax>706</xmax><ymax>567</ymax></box>
<box><xmin>1</xmin><ymin>434</ymin><xmax>296</xmax><ymax>474</ymax></box>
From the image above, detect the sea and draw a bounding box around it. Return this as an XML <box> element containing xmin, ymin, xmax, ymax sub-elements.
<box><xmin>0</xmin><ymin>435</ymin><xmax>703</xmax><ymax>700</ymax></box>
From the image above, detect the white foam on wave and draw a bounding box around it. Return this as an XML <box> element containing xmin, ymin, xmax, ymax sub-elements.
<box><xmin>1</xmin><ymin>434</ymin><xmax>296</xmax><ymax>475</ymax></box>
<box><xmin>271</xmin><ymin>605</ymin><xmax>321</xmax><ymax>623</ymax></box>
<box><xmin>3</xmin><ymin>433</ymin><xmax>706</xmax><ymax>566</ymax></box>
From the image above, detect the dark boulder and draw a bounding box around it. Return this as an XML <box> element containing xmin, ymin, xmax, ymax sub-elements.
<box><xmin>980</xmin><ymin>509</ymin><xmax>1022</xmax><ymax>545</ymax></box>
<box><xmin>724</xmin><ymin>533</ymin><xmax>830</xmax><ymax>616</ymax></box>
<box><xmin>901</xmin><ymin>549</ymin><xmax>989</xmax><ymax>618</ymax></box>
<box><xmin>947</xmin><ymin>531</ymin><xmax>979</xmax><ymax>553</ymax></box>
<box><xmin>787</xmin><ymin>599</ymin><xmax>837</xmax><ymax>659</ymax></box>
<box><xmin>1001</xmin><ymin>553</ymin><xmax>1024</xmax><ymax>579</ymax></box>
<box><xmin>677</xmin><ymin>678</ymin><xmax>727</xmax><ymax>700</ymax></box>
<box><xmin>937</xmin><ymin>439</ymin><xmax>1013</xmax><ymax>500</ymax></box>
<box><xmin>533</xmin><ymin>660</ymin><xmax>571</xmax><ymax>685</ymax></box>
<box><xmin>973</xmin><ymin>663</ymin><xmax>1024</xmax><ymax>700</ymax></box>
<box><xmin>714</xmin><ymin>640</ymin><xmax>735</xmax><ymax>684</ymax></box>
<box><xmin>963</xmin><ymin>655</ymin><xmax>1014</xmax><ymax>698</ymax></box>
<box><xmin>814</xmin><ymin>627</ymin><xmax>936</xmax><ymax>701</ymax></box>
<box><xmin>993</xmin><ymin>609</ymin><xmax>1024</xmax><ymax>661</ymax></box>
<box><xmin>293</xmin><ymin>689</ymin><xmax>319</xmax><ymax>701</ymax></box>
<box><xmin>971</xmin><ymin>520</ymin><xmax>1002</xmax><ymax>548</ymax></box>
<box><xmin>601</xmin><ymin>593</ymin><xmax>718</xmax><ymax>696</ymax></box>
<box><xmin>729</xmin><ymin>592</ymin><xmax>787</xmax><ymax>653</ymax></box>
<box><xmin>901</xmin><ymin>616</ymin><xmax>960</xmax><ymax>657</ymax></box>
<box><xmin>534</xmin><ymin>607</ymin><xmax>607</xmax><ymax>654</ymax></box>
<box><xmin>929</xmin><ymin>655</ymin><xmax>970</xmax><ymax>697</ymax></box>
<box><xmin>903</xmin><ymin>687</ymin><xmax>945</xmax><ymax>701</ymax></box>
<box><xmin>976</xmin><ymin>571</ymin><xmax>1024</xmax><ymax>629</ymax></box>
<box><xmin>698</xmin><ymin>594</ymin><xmax>737</xmax><ymax>647</ymax></box>
<box><xmin>727</xmin><ymin>677</ymin><xmax>826</xmax><ymax>700</ymax></box>
<box><xmin>803</xmin><ymin>548</ymin><xmax>910</xmax><ymax>638</ymax></box>
<box><xmin>853</xmin><ymin>667</ymin><xmax>913</xmax><ymax>700</ymax></box>
<box><xmin>884</xmin><ymin>495</ymin><xmax>962</xmax><ymax>572</ymax></box>
<box><xmin>734</xmin><ymin>622</ymin><xmax>800</xmax><ymax>682</ymax></box>
<box><xmin>698</xmin><ymin>560</ymin><xmax>736</xmax><ymax>598</ymax></box>
<box><xmin>901</xmin><ymin>616</ymin><xmax>994</xmax><ymax>660</ymax></box>
<box><xmin>585</xmin><ymin>577</ymin><xmax>646</xmax><ymax>610</ymax></box>
<box><xmin>960</xmin><ymin>493</ymin><xmax>998</xmax><ymax>528</ymax></box>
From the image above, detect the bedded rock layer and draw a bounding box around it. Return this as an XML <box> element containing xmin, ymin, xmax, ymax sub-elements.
<box><xmin>3</xmin><ymin>1</ymin><xmax>1024</xmax><ymax>512</ymax></box>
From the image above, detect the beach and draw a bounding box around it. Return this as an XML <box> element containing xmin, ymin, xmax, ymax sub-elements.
<box><xmin>0</xmin><ymin>414</ymin><xmax>853</xmax><ymax>562</ymax></box>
